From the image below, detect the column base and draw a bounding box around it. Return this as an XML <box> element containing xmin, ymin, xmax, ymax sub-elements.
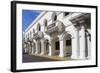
<box><xmin>48</xmin><ymin>53</ymin><xmax>53</xmax><ymax>56</ymax></box>
<box><xmin>35</xmin><ymin>52</ymin><xmax>38</xmax><ymax>54</ymax></box>
<box><xmin>71</xmin><ymin>55</ymin><xmax>79</xmax><ymax>59</ymax></box>
<box><xmin>79</xmin><ymin>56</ymin><xmax>86</xmax><ymax>60</ymax></box>
<box><xmin>59</xmin><ymin>54</ymin><xmax>64</xmax><ymax>57</ymax></box>
<box><xmin>40</xmin><ymin>52</ymin><xmax>45</xmax><ymax>55</ymax></box>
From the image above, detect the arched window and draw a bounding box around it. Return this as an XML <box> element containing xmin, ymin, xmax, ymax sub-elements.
<box><xmin>37</xmin><ymin>23</ymin><xmax>41</xmax><ymax>31</ymax></box>
<box><xmin>52</xmin><ymin>12</ymin><xmax>57</xmax><ymax>22</ymax></box>
<box><xmin>30</xmin><ymin>31</ymin><xmax>32</xmax><ymax>37</ymax></box>
<box><xmin>33</xmin><ymin>28</ymin><xmax>35</xmax><ymax>33</ymax></box>
<box><xmin>28</xmin><ymin>33</ymin><xmax>29</xmax><ymax>38</ymax></box>
<box><xmin>63</xmin><ymin>12</ymin><xmax>69</xmax><ymax>17</ymax></box>
<box><xmin>44</xmin><ymin>19</ymin><xmax>47</xmax><ymax>26</ymax></box>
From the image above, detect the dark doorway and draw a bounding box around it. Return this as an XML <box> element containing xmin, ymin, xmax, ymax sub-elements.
<box><xmin>66</xmin><ymin>39</ymin><xmax>71</xmax><ymax>46</ymax></box>
<box><xmin>55</xmin><ymin>41</ymin><xmax>60</xmax><ymax>50</ymax></box>
<box><xmin>46</xmin><ymin>42</ymin><xmax>49</xmax><ymax>54</ymax></box>
<box><xmin>66</xmin><ymin>39</ymin><xmax>72</xmax><ymax>56</ymax></box>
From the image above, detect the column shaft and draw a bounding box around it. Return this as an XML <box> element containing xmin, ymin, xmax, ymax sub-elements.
<box><xmin>48</xmin><ymin>39</ymin><xmax>55</xmax><ymax>56</ymax></box>
<box><xmin>35</xmin><ymin>40</ymin><xmax>40</xmax><ymax>54</ymax></box>
<box><xmin>79</xmin><ymin>26</ymin><xmax>86</xmax><ymax>59</ymax></box>
<box><xmin>59</xmin><ymin>39</ymin><xmax>66</xmax><ymax>57</ymax></box>
<box><xmin>71</xmin><ymin>29</ymin><xmax>80</xmax><ymax>59</ymax></box>
<box><xmin>87</xmin><ymin>34</ymin><xmax>91</xmax><ymax>59</ymax></box>
<box><xmin>41</xmin><ymin>39</ymin><xmax>46</xmax><ymax>55</ymax></box>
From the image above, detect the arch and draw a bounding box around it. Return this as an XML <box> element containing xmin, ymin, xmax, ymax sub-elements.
<box><xmin>62</xmin><ymin>32</ymin><xmax>72</xmax><ymax>57</ymax></box>
<box><xmin>61</xmin><ymin>32</ymin><xmax>73</xmax><ymax>39</ymax></box>
<box><xmin>30</xmin><ymin>31</ymin><xmax>32</xmax><ymax>38</ymax></box>
<box><xmin>51</xmin><ymin>12</ymin><xmax>57</xmax><ymax>22</ymax></box>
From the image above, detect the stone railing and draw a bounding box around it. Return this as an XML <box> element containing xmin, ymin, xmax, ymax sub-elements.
<box><xmin>45</xmin><ymin>20</ymin><xmax>65</xmax><ymax>35</ymax></box>
<box><xmin>47</xmin><ymin>22</ymin><xmax>56</xmax><ymax>30</ymax></box>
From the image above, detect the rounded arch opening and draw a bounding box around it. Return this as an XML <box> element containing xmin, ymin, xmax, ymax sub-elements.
<box><xmin>63</xmin><ymin>33</ymin><xmax>72</xmax><ymax>57</ymax></box>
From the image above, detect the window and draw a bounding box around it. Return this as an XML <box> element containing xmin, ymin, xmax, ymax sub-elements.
<box><xmin>39</xmin><ymin>25</ymin><xmax>40</xmax><ymax>31</ymax></box>
<box><xmin>37</xmin><ymin>23</ymin><xmax>41</xmax><ymax>31</ymax></box>
<box><xmin>64</xmin><ymin>12</ymin><xmax>69</xmax><ymax>16</ymax></box>
<box><xmin>54</xmin><ymin>15</ymin><xmax>57</xmax><ymax>21</ymax></box>
<box><xmin>52</xmin><ymin>12</ymin><xmax>57</xmax><ymax>22</ymax></box>
<box><xmin>30</xmin><ymin>31</ymin><xmax>32</xmax><ymax>37</ymax></box>
<box><xmin>44</xmin><ymin>19</ymin><xmax>47</xmax><ymax>26</ymax></box>
<box><xmin>33</xmin><ymin>29</ymin><xmax>35</xmax><ymax>33</ymax></box>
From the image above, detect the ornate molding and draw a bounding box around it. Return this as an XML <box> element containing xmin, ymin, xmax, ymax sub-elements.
<box><xmin>70</xmin><ymin>13</ymin><xmax>90</xmax><ymax>28</ymax></box>
<box><xmin>45</xmin><ymin>20</ymin><xmax>65</xmax><ymax>35</ymax></box>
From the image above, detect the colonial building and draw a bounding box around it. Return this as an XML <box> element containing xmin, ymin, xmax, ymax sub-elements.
<box><xmin>23</xmin><ymin>11</ymin><xmax>91</xmax><ymax>60</ymax></box>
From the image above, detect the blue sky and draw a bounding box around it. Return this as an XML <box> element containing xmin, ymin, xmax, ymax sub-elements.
<box><xmin>22</xmin><ymin>10</ymin><xmax>41</xmax><ymax>32</ymax></box>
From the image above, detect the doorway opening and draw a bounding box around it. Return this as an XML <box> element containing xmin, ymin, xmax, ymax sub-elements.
<box><xmin>55</xmin><ymin>41</ymin><xmax>60</xmax><ymax>50</ymax></box>
<box><xmin>65</xmin><ymin>35</ymin><xmax>72</xmax><ymax>57</ymax></box>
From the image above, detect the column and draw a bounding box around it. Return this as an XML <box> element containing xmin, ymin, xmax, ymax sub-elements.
<box><xmin>35</xmin><ymin>40</ymin><xmax>40</xmax><ymax>54</ymax></box>
<box><xmin>31</xmin><ymin>41</ymin><xmax>35</xmax><ymax>54</ymax></box>
<box><xmin>87</xmin><ymin>33</ymin><xmax>91</xmax><ymax>59</ymax></box>
<box><xmin>59</xmin><ymin>35</ymin><xmax>66</xmax><ymax>57</ymax></box>
<box><xmin>24</xmin><ymin>44</ymin><xmax>27</xmax><ymax>53</ymax></box>
<box><xmin>71</xmin><ymin>29</ymin><xmax>80</xmax><ymax>59</ymax></box>
<box><xmin>48</xmin><ymin>38</ymin><xmax>55</xmax><ymax>56</ymax></box>
<box><xmin>79</xmin><ymin>26</ymin><xmax>86</xmax><ymax>59</ymax></box>
<box><xmin>41</xmin><ymin>39</ymin><xmax>46</xmax><ymax>55</ymax></box>
<box><xmin>26</xmin><ymin>43</ymin><xmax>28</xmax><ymax>53</ymax></box>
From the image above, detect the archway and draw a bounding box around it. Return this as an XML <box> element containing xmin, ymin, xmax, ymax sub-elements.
<box><xmin>53</xmin><ymin>37</ymin><xmax>60</xmax><ymax>55</ymax></box>
<box><xmin>45</xmin><ymin>39</ymin><xmax>49</xmax><ymax>54</ymax></box>
<box><xmin>64</xmin><ymin>34</ymin><xmax>72</xmax><ymax>57</ymax></box>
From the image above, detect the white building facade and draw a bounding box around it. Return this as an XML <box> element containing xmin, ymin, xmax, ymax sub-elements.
<box><xmin>23</xmin><ymin>11</ymin><xmax>91</xmax><ymax>60</ymax></box>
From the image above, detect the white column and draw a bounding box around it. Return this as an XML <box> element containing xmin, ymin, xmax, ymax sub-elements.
<box><xmin>31</xmin><ymin>42</ymin><xmax>35</xmax><ymax>54</ymax></box>
<box><xmin>87</xmin><ymin>34</ymin><xmax>91</xmax><ymax>59</ymax></box>
<box><xmin>59</xmin><ymin>35</ymin><xmax>66</xmax><ymax>57</ymax></box>
<box><xmin>35</xmin><ymin>40</ymin><xmax>40</xmax><ymax>54</ymax></box>
<box><xmin>24</xmin><ymin>44</ymin><xmax>27</xmax><ymax>53</ymax></box>
<box><xmin>79</xmin><ymin>26</ymin><xmax>86</xmax><ymax>59</ymax></box>
<box><xmin>71</xmin><ymin>29</ymin><xmax>80</xmax><ymax>59</ymax></box>
<box><xmin>48</xmin><ymin>38</ymin><xmax>55</xmax><ymax>56</ymax></box>
<box><xmin>41</xmin><ymin>39</ymin><xmax>46</xmax><ymax>55</ymax></box>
